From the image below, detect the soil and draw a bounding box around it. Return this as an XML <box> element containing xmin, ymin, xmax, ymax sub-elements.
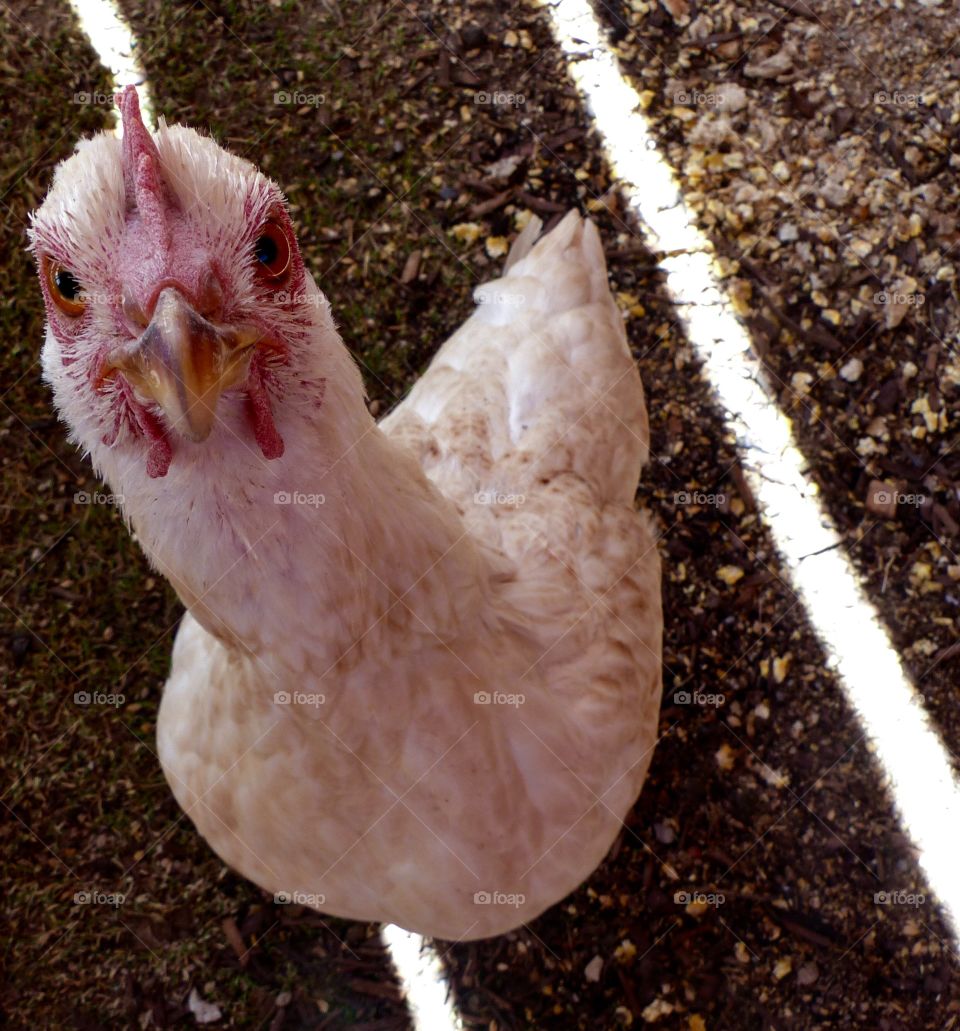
<box><xmin>1</xmin><ymin>0</ymin><xmax>956</xmax><ymax>1028</ymax></box>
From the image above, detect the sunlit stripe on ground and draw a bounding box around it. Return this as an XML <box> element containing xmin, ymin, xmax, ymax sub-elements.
<box><xmin>542</xmin><ymin>0</ymin><xmax>960</xmax><ymax>936</ymax></box>
<box><xmin>381</xmin><ymin>923</ymin><xmax>464</xmax><ymax>1030</ymax></box>
<box><xmin>68</xmin><ymin>0</ymin><xmax>153</xmax><ymax>128</ymax></box>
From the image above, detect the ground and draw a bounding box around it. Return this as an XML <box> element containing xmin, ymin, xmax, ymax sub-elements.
<box><xmin>1</xmin><ymin>0</ymin><xmax>958</xmax><ymax>1028</ymax></box>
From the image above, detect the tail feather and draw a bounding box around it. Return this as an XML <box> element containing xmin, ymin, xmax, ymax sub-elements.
<box><xmin>384</xmin><ymin>210</ymin><xmax>648</xmax><ymax>505</ymax></box>
<box><xmin>503</xmin><ymin>214</ymin><xmax>544</xmax><ymax>273</ymax></box>
<box><xmin>473</xmin><ymin>211</ymin><xmax>614</xmax><ymax>330</ymax></box>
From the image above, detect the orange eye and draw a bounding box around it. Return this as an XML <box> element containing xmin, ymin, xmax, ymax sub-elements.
<box><xmin>253</xmin><ymin>220</ymin><xmax>292</xmax><ymax>283</ymax></box>
<box><xmin>43</xmin><ymin>256</ymin><xmax>86</xmax><ymax>317</ymax></box>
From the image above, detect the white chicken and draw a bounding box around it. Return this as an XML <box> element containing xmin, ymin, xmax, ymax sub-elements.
<box><xmin>30</xmin><ymin>88</ymin><xmax>662</xmax><ymax>940</ymax></box>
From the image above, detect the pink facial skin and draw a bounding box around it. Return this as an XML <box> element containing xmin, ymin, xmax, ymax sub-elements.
<box><xmin>33</xmin><ymin>86</ymin><xmax>317</xmax><ymax>478</ymax></box>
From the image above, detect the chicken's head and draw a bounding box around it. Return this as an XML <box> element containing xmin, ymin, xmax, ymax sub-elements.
<box><xmin>29</xmin><ymin>87</ymin><xmax>317</xmax><ymax>478</ymax></box>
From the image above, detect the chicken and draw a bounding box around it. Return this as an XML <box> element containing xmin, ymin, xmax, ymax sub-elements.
<box><xmin>30</xmin><ymin>87</ymin><xmax>662</xmax><ymax>940</ymax></box>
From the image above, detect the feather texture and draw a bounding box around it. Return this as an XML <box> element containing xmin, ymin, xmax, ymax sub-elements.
<box><xmin>32</xmin><ymin>112</ymin><xmax>662</xmax><ymax>940</ymax></box>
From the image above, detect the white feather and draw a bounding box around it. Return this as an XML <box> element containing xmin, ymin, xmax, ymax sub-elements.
<box><xmin>33</xmin><ymin>126</ymin><xmax>662</xmax><ymax>940</ymax></box>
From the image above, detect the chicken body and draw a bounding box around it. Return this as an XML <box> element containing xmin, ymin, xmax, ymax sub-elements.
<box><xmin>32</xmin><ymin>91</ymin><xmax>662</xmax><ymax>939</ymax></box>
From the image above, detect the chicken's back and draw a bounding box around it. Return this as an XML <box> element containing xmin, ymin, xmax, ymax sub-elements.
<box><xmin>375</xmin><ymin>216</ymin><xmax>661</xmax><ymax>936</ymax></box>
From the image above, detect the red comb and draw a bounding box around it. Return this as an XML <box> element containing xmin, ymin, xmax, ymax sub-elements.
<box><xmin>117</xmin><ymin>86</ymin><xmax>172</xmax><ymax>250</ymax></box>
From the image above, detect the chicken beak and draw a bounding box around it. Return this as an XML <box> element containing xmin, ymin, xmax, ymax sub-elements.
<box><xmin>105</xmin><ymin>287</ymin><xmax>258</xmax><ymax>442</ymax></box>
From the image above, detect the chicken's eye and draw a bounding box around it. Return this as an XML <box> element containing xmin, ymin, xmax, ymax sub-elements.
<box><xmin>43</xmin><ymin>257</ymin><xmax>86</xmax><ymax>317</ymax></box>
<box><xmin>253</xmin><ymin>221</ymin><xmax>292</xmax><ymax>284</ymax></box>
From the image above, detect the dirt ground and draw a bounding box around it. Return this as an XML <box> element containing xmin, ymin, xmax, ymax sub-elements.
<box><xmin>1</xmin><ymin>0</ymin><xmax>957</xmax><ymax>1028</ymax></box>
